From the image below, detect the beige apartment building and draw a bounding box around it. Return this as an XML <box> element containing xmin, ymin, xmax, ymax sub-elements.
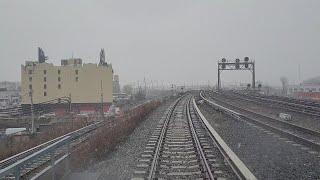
<box><xmin>21</xmin><ymin>49</ymin><xmax>114</xmax><ymax>115</ymax></box>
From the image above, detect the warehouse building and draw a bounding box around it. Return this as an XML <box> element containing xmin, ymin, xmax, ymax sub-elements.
<box><xmin>0</xmin><ymin>82</ymin><xmax>20</xmax><ymax>109</ymax></box>
<box><xmin>288</xmin><ymin>76</ymin><xmax>320</xmax><ymax>101</ymax></box>
<box><xmin>21</xmin><ymin>48</ymin><xmax>114</xmax><ymax>116</ymax></box>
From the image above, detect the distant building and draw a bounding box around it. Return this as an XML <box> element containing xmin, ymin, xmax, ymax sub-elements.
<box><xmin>113</xmin><ymin>75</ymin><xmax>120</xmax><ymax>94</ymax></box>
<box><xmin>288</xmin><ymin>76</ymin><xmax>320</xmax><ymax>100</ymax></box>
<box><xmin>0</xmin><ymin>82</ymin><xmax>20</xmax><ymax>109</ymax></box>
<box><xmin>21</xmin><ymin>48</ymin><xmax>114</xmax><ymax>115</ymax></box>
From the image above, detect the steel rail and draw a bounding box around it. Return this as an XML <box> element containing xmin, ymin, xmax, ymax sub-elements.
<box><xmin>245</xmin><ymin>92</ymin><xmax>320</xmax><ymax>109</ymax></box>
<box><xmin>0</xmin><ymin>123</ymin><xmax>103</xmax><ymax>179</ymax></box>
<box><xmin>0</xmin><ymin>120</ymin><xmax>102</xmax><ymax>170</ymax></box>
<box><xmin>1</xmin><ymin>99</ymin><xmax>158</xmax><ymax>171</ymax></box>
<box><xmin>200</xmin><ymin>91</ymin><xmax>320</xmax><ymax>152</ymax></box>
<box><xmin>186</xmin><ymin>97</ymin><xmax>214</xmax><ymax>179</ymax></box>
<box><xmin>237</xmin><ymin>92</ymin><xmax>320</xmax><ymax>116</ymax></box>
<box><xmin>147</xmin><ymin>96</ymin><xmax>183</xmax><ymax>180</ymax></box>
<box><xmin>209</xmin><ymin>92</ymin><xmax>320</xmax><ymax>138</ymax></box>
<box><xmin>231</xmin><ymin>91</ymin><xmax>320</xmax><ymax>116</ymax></box>
<box><xmin>0</xmin><ymin>99</ymin><xmax>160</xmax><ymax>179</ymax></box>
<box><xmin>193</xmin><ymin>96</ymin><xmax>256</xmax><ymax>180</ymax></box>
<box><xmin>0</xmin><ymin>136</ymin><xmax>64</xmax><ymax>169</ymax></box>
<box><xmin>0</xmin><ymin>136</ymin><xmax>71</xmax><ymax>179</ymax></box>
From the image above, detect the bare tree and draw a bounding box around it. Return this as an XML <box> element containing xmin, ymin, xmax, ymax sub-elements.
<box><xmin>122</xmin><ymin>84</ymin><xmax>133</xmax><ymax>95</ymax></box>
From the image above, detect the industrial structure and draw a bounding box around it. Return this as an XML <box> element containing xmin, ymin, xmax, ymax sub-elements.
<box><xmin>288</xmin><ymin>76</ymin><xmax>320</xmax><ymax>100</ymax></box>
<box><xmin>21</xmin><ymin>48</ymin><xmax>114</xmax><ymax>116</ymax></box>
<box><xmin>217</xmin><ymin>57</ymin><xmax>255</xmax><ymax>90</ymax></box>
<box><xmin>0</xmin><ymin>82</ymin><xmax>20</xmax><ymax>109</ymax></box>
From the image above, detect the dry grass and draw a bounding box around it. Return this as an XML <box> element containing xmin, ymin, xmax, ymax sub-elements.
<box><xmin>70</xmin><ymin>100</ymin><xmax>161</xmax><ymax>170</ymax></box>
<box><xmin>0</xmin><ymin>119</ymin><xmax>87</xmax><ymax>161</ymax></box>
<box><xmin>0</xmin><ymin>100</ymin><xmax>161</xmax><ymax>167</ymax></box>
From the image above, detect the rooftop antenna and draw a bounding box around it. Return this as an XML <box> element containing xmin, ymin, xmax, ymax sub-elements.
<box><xmin>38</xmin><ymin>47</ymin><xmax>48</xmax><ymax>63</ymax></box>
<box><xmin>100</xmin><ymin>49</ymin><xmax>107</xmax><ymax>66</ymax></box>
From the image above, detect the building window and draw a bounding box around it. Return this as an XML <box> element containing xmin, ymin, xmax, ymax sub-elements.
<box><xmin>75</xmin><ymin>77</ymin><xmax>79</xmax><ymax>82</ymax></box>
<box><xmin>29</xmin><ymin>77</ymin><xmax>32</xmax><ymax>82</ymax></box>
<box><xmin>58</xmin><ymin>77</ymin><xmax>61</xmax><ymax>82</ymax></box>
<box><xmin>44</xmin><ymin>70</ymin><xmax>47</xmax><ymax>75</ymax></box>
<box><xmin>58</xmin><ymin>84</ymin><xmax>61</xmax><ymax>89</ymax></box>
<box><xmin>43</xmin><ymin>77</ymin><xmax>47</xmax><ymax>82</ymax></box>
<box><xmin>29</xmin><ymin>84</ymin><xmax>32</xmax><ymax>90</ymax></box>
<box><xmin>28</xmin><ymin>70</ymin><xmax>32</xmax><ymax>74</ymax></box>
<box><xmin>75</xmin><ymin>70</ymin><xmax>78</xmax><ymax>75</ymax></box>
<box><xmin>44</xmin><ymin>84</ymin><xmax>47</xmax><ymax>89</ymax></box>
<box><xmin>58</xmin><ymin>69</ymin><xmax>61</xmax><ymax>74</ymax></box>
<box><xmin>44</xmin><ymin>92</ymin><xmax>47</xmax><ymax>96</ymax></box>
<box><xmin>29</xmin><ymin>92</ymin><xmax>32</xmax><ymax>97</ymax></box>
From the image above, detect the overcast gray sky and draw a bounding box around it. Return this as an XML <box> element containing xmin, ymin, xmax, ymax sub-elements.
<box><xmin>0</xmin><ymin>0</ymin><xmax>319</xmax><ymax>87</ymax></box>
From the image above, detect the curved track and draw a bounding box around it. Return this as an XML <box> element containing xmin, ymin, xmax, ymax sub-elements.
<box><xmin>201</xmin><ymin>91</ymin><xmax>320</xmax><ymax>152</ymax></box>
<box><xmin>230</xmin><ymin>90</ymin><xmax>320</xmax><ymax>117</ymax></box>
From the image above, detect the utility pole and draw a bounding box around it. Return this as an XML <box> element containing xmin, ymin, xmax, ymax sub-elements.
<box><xmin>252</xmin><ymin>61</ymin><xmax>256</xmax><ymax>89</ymax></box>
<box><xmin>100</xmin><ymin>80</ymin><xmax>104</xmax><ymax>119</ymax></box>
<box><xmin>30</xmin><ymin>90</ymin><xmax>35</xmax><ymax>134</ymax></box>
<box><xmin>69</xmin><ymin>93</ymin><xmax>73</xmax><ymax>128</ymax></box>
<box><xmin>218</xmin><ymin>66</ymin><xmax>221</xmax><ymax>90</ymax></box>
<box><xmin>69</xmin><ymin>93</ymin><xmax>72</xmax><ymax>113</ymax></box>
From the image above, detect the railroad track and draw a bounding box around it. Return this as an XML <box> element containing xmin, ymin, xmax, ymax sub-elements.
<box><xmin>133</xmin><ymin>95</ymin><xmax>255</xmax><ymax>180</ymax></box>
<box><xmin>201</xmin><ymin>91</ymin><xmax>320</xmax><ymax>152</ymax></box>
<box><xmin>228</xmin><ymin>90</ymin><xmax>320</xmax><ymax>117</ymax></box>
<box><xmin>0</xmin><ymin>120</ymin><xmax>105</xmax><ymax>179</ymax></box>
<box><xmin>0</xmin><ymin>99</ymin><xmax>159</xmax><ymax>179</ymax></box>
<box><xmin>242</xmin><ymin>91</ymin><xmax>320</xmax><ymax>108</ymax></box>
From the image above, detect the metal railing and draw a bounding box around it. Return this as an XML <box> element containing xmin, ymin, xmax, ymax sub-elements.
<box><xmin>0</xmin><ymin>136</ymin><xmax>71</xmax><ymax>180</ymax></box>
<box><xmin>0</xmin><ymin>99</ymin><xmax>159</xmax><ymax>179</ymax></box>
<box><xmin>194</xmin><ymin>95</ymin><xmax>256</xmax><ymax>180</ymax></box>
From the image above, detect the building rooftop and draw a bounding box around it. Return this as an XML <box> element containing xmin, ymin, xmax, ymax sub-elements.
<box><xmin>302</xmin><ymin>76</ymin><xmax>320</xmax><ymax>86</ymax></box>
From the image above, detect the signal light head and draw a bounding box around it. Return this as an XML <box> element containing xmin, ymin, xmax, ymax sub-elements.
<box><xmin>244</xmin><ymin>57</ymin><xmax>249</xmax><ymax>68</ymax></box>
<box><xmin>235</xmin><ymin>58</ymin><xmax>240</xmax><ymax>69</ymax></box>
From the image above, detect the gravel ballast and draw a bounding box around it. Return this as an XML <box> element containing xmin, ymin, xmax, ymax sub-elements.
<box><xmin>199</xmin><ymin>102</ymin><xmax>320</xmax><ymax>179</ymax></box>
<box><xmin>217</xmin><ymin>92</ymin><xmax>320</xmax><ymax>131</ymax></box>
<box><xmin>66</xmin><ymin>100</ymin><xmax>173</xmax><ymax>180</ymax></box>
